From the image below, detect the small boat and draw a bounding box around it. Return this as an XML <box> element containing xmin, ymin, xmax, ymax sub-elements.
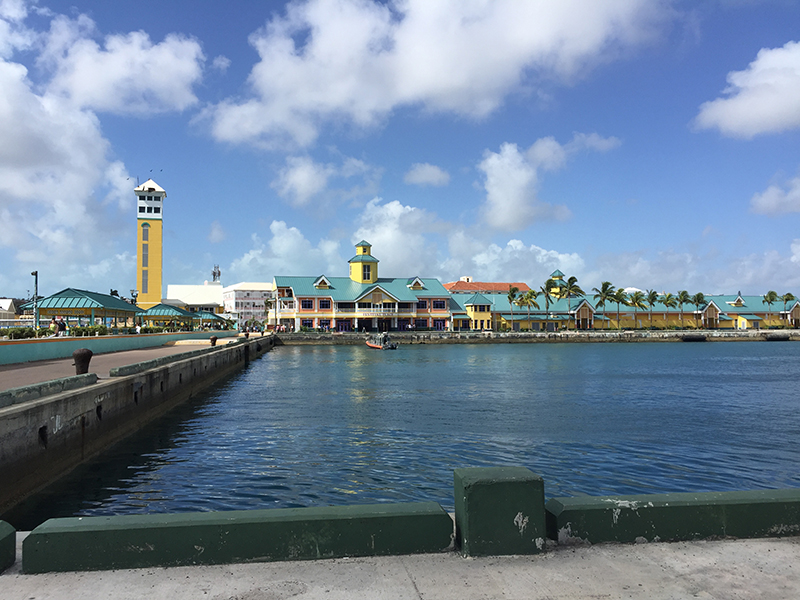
<box><xmin>366</xmin><ymin>334</ymin><xmax>398</xmax><ymax>350</ymax></box>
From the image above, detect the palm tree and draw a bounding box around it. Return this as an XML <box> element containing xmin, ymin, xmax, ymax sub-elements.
<box><xmin>645</xmin><ymin>289</ymin><xmax>660</xmax><ymax>328</ymax></box>
<box><xmin>628</xmin><ymin>291</ymin><xmax>646</xmax><ymax>329</ymax></box>
<box><xmin>781</xmin><ymin>292</ymin><xmax>796</xmax><ymax>327</ymax></box>
<box><xmin>507</xmin><ymin>286</ymin><xmax>519</xmax><ymax>331</ymax></box>
<box><xmin>762</xmin><ymin>290</ymin><xmax>779</xmax><ymax>327</ymax></box>
<box><xmin>563</xmin><ymin>276</ymin><xmax>585</xmax><ymax>329</ymax></box>
<box><xmin>661</xmin><ymin>292</ymin><xmax>677</xmax><ymax>328</ymax></box>
<box><xmin>540</xmin><ymin>279</ymin><xmax>555</xmax><ymax>314</ymax></box>
<box><xmin>676</xmin><ymin>290</ymin><xmax>691</xmax><ymax>328</ymax></box>
<box><xmin>691</xmin><ymin>292</ymin><xmax>706</xmax><ymax>328</ymax></box>
<box><xmin>518</xmin><ymin>290</ymin><xmax>539</xmax><ymax>329</ymax></box>
<box><xmin>592</xmin><ymin>281</ymin><xmax>615</xmax><ymax>330</ymax></box>
<box><xmin>612</xmin><ymin>288</ymin><xmax>629</xmax><ymax>329</ymax></box>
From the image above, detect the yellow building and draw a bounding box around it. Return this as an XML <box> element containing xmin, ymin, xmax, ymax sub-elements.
<box><xmin>134</xmin><ymin>179</ymin><xmax>165</xmax><ymax>310</ymax></box>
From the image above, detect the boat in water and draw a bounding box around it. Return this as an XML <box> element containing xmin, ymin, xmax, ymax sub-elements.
<box><xmin>366</xmin><ymin>333</ymin><xmax>398</xmax><ymax>350</ymax></box>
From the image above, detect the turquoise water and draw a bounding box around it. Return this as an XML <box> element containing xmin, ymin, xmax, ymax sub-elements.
<box><xmin>5</xmin><ymin>342</ymin><xmax>800</xmax><ymax>529</ymax></box>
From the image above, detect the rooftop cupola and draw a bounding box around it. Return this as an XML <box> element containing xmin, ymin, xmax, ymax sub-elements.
<box><xmin>348</xmin><ymin>240</ymin><xmax>379</xmax><ymax>284</ymax></box>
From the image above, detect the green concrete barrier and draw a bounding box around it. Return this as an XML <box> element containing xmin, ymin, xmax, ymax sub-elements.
<box><xmin>22</xmin><ymin>501</ymin><xmax>453</xmax><ymax>573</ymax></box>
<box><xmin>546</xmin><ymin>488</ymin><xmax>800</xmax><ymax>544</ymax></box>
<box><xmin>454</xmin><ymin>466</ymin><xmax>546</xmax><ymax>556</ymax></box>
<box><xmin>0</xmin><ymin>520</ymin><xmax>15</xmax><ymax>573</ymax></box>
<box><xmin>0</xmin><ymin>374</ymin><xmax>97</xmax><ymax>408</ymax></box>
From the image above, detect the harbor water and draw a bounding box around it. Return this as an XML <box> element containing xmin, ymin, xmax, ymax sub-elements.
<box><xmin>5</xmin><ymin>341</ymin><xmax>800</xmax><ymax>529</ymax></box>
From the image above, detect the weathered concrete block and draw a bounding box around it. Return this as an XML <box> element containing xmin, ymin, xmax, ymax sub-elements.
<box><xmin>546</xmin><ymin>488</ymin><xmax>800</xmax><ymax>544</ymax></box>
<box><xmin>454</xmin><ymin>466</ymin><xmax>546</xmax><ymax>556</ymax></box>
<box><xmin>0</xmin><ymin>374</ymin><xmax>97</xmax><ymax>408</ymax></box>
<box><xmin>23</xmin><ymin>501</ymin><xmax>453</xmax><ymax>573</ymax></box>
<box><xmin>0</xmin><ymin>520</ymin><xmax>15</xmax><ymax>573</ymax></box>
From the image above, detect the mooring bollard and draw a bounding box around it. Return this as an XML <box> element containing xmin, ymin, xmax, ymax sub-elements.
<box><xmin>72</xmin><ymin>348</ymin><xmax>93</xmax><ymax>375</ymax></box>
<box><xmin>209</xmin><ymin>336</ymin><xmax>218</xmax><ymax>346</ymax></box>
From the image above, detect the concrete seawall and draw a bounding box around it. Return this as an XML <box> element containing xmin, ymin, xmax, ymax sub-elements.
<box><xmin>0</xmin><ymin>336</ymin><xmax>273</xmax><ymax>514</ymax></box>
<box><xmin>276</xmin><ymin>329</ymin><xmax>799</xmax><ymax>345</ymax></box>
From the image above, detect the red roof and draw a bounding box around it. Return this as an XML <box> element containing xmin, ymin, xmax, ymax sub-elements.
<box><xmin>444</xmin><ymin>281</ymin><xmax>531</xmax><ymax>294</ymax></box>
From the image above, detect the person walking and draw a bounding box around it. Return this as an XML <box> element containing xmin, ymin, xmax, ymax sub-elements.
<box><xmin>49</xmin><ymin>318</ymin><xmax>58</xmax><ymax>337</ymax></box>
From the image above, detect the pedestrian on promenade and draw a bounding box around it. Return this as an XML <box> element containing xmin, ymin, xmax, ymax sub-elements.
<box><xmin>49</xmin><ymin>318</ymin><xmax>58</xmax><ymax>337</ymax></box>
<box><xmin>57</xmin><ymin>318</ymin><xmax>66</xmax><ymax>336</ymax></box>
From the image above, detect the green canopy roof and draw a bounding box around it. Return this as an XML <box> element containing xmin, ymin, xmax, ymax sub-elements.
<box><xmin>194</xmin><ymin>310</ymin><xmax>224</xmax><ymax>321</ymax></box>
<box><xmin>141</xmin><ymin>303</ymin><xmax>196</xmax><ymax>318</ymax></box>
<box><xmin>22</xmin><ymin>288</ymin><xmax>141</xmax><ymax>314</ymax></box>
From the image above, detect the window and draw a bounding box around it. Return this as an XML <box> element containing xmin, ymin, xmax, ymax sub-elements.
<box><xmin>147</xmin><ymin>196</ymin><xmax>153</xmax><ymax>201</ymax></box>
<box><xmin>337</xmin><ymin>302</ymin><xmax>354</xmax><ymax>311</ymax></box>
<box><xmin>478</xmin><ymin>305</ymin><xmax>486</xmax><ymax>312</ymax></box>
<box><xmin>154</xmin><ymin>196</ymin><xmax>160</xmax><ymax>201</ymax></box>
<box><xmin>383</xmin><ymin>302</ymin><xmax>395</xmax><ymax>310</ymax></box>
<box><xmin>142</xmin><ymin>244</ymin><xmax>148</xmax><ymax>268</ymax></box>
<box><xmin>301</xmin><ymin>299</ymin><xmax>314</xmax><ymax>310</ymax></box>
<box><xmin>139</xmin><ymin>206</ymin><xmax>145</xmax><ymax>213</ymax></box>
<box><xmin>319</xmin><ymin>319</ymin><xmax>331</xmax><ymax>329</ymax></box>
<box><xmin>301</xmin><ymin>319</ymin><xmax>313</xmax><ymax>328</ymax></box>
<box><xmin>146</xmin><ymin>206</ymin><xmax>153</xmax><ymax>213</ymax></box>
<box><xmin>362</xmin><ymin>264</ymin><xmax>371</xmax><ymax>280</ymax></box>
<box><xmin>416</xmin><ymin>299</ymin><xmax>427</xmax><ymax>310</ymax></box>
<box><xmin>358</xmin><ymin>302</ymin><xmax>371</xmax><ymax>309</ymax></box>
<box><xmin>319</xmin><ymin>299</ymin><xmax>331</xmax><ymax>309</ymax></box>
<box><xmin>139</xmin><ymin>195</ymin><xmax>145</xmax><ymax>201</ymax></box>
<box><xmin>154</xmin><ymin>207</ymin><xmax>161</xmax><ymax>214</ymax></box>
<box><xmin>142</xmin><ymin>270</ymin><xmax>148</xmax><ymax>294</ymax></box>
<box><xmin>433</xmin><ymin>300</ymin><xmax>446</xmax><ymax>310</ymax></box>
<box><xmin>141</xmin><ymin>226</ymin><xmax>149</xmax><ymax>241</ymax></box>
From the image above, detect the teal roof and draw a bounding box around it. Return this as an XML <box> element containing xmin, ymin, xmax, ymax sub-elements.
<box><xmin>347</xmin><ymin>254</ymin><xmax>379</xmax><ymax>263</ymax></box>
<box><xmin>449</xmin><ymin>292</ymin><xmax>592</xmax><ymax>315</ymax></box>
<box><xmin>142</xmin><ymin>303</ymin><xmax>196</xmax><ymax>318</ymax></box>
<box><xmin>550</xmin><ymin>269</ymin><xmax>565</xmax><ymax>277</ymax></box>
<box><xmin>195</xmin><ymin>310</ymin><xmax>224</xmax><ymax>320</ymax></box>
<box><xmin>22</xmin><ymin>288</ymin><xmax>141</xmax><ymax>313</ymax></box>
<box><xmin>464</xmin><ymin>293</ymin><xmax>492</xmax><ymax>306</ymax></box>
<box><xmin>274</xmin><ymin>276</ymin><xmax>449</xmax><ymax>301</ymax></box>
<box><xmin>355</xmin><ymin>240</ymin><xmax>371</xmax><ymax>247</ymax></box>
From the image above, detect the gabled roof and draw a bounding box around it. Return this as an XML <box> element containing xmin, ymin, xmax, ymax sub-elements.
<box><xmin>550</xmin><ymin>269</ymin><xmax>565</xmax><ymax>278</ymax></box>
<box><xmin>134</xmin><ymin>179</ymin><xmax>165</xmax><ymax>193</ymax></box>
<box><xmin>354</xmin><ymin>284</ymin><xmax>401</xmax><ymax>303</ymax></box>
<box><xmin>21</xmin><ymin>288</ymin><xmax>141</xmax><ymax>313</ymax></box>
<box><xmin>274</xmin><ymin>276</ymin><xmax>449</xmax><ymax>301</ymax></box>
<box><xmin>314</xmin><ymin>275</ymin><xmax>332</xmax><ymax>287</ymax></box>
<box><xmin>0</xmin><ymin>298</ymin><xmax>15</xmax><ymax>312</ymax></box>
<box><xmin>407</xmin><ymin>276</ymin><xmax>425</xmax><ymax>288</ymax></box>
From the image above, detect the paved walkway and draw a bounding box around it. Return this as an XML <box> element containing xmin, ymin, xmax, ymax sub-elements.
<box><xmin>0</xmin><ymin>342</ymin><xmax>222</xmax><ymax>392</ymax></box>
<box><xmin>3</xmin><ymin>534</ymin><xmax>799</xmax><ymax>599</ymax></box>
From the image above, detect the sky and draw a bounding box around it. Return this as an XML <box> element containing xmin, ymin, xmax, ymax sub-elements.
<box><xmin>1</xmin><ymin>0</ymin><xmax>800</xmax><ymax>300</ymax></box>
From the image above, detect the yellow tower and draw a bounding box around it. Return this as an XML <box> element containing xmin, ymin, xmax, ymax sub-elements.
<box><xmin>134</xmin><ymin>179</ymin><xmax>165</xmax><ymax>309</ymax></box>
<box><xmin>348</xmin><ymin>240</ymin><xmax>379</xmax><ymax>284</ymax></box>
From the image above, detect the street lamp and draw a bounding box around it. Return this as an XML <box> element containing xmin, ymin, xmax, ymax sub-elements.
<box><xmin>31</xmin><ymin>271</ymin><xmax>38</xmax><ymax>330</ymax></box>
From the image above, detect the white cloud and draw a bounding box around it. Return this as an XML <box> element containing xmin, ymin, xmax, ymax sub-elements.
<box><xmin>750</xmin><ymin>174</ymin><xmax>800</xmax><ymax>214</ymax></box>
<box><xmin>228</xmin><ymin>221</ymin><xmax>342</xmax><ymax>280</ymax></box>
<box><xmin>351</xmin><ymin>197</ymin><xmax>440</xmax><ymax>277</ymax></box>
<box><xmin>209</xmin><ymin>220</ymin><xmax>226</xmax><ymax>243</ymax></box>
<box><xmin>272</xmin><ymin>156</ymin><xmax>335</xmax><ymax>206</ymax></box>
<box><xmin>479</xmin><ymin>142</ymin><xmax>571</xmax><ymax>231</ymax></box>
<box><xmin>404</xmin><ymin>163</ymin><xmax>450</xmax><ymax>186</ymax></box>
<box><xmin>42</xmin><ymin>16</ymin><xmax>205</xmax><ymax>115</ymax></box>
<box><xmin>792</xmin><ymin>240</ymin><xmax>800</xmax><ymax>264</ymax></box>
<box><xmin>695</xmin><ymin>40</ymin><xmax>800</xmax><ymax>138</ymax></box>
<box><xmin>207</xmin><ymin>0</ymin><xmax>668</xmax><ymax>147</ymax></box>
<box><xmin>211</xmin><ymin>55</ymin><xmax>231</xmax><ymax>72</ymax></box>
<box><xmin>480</xmin><ymin>133</ymin><xmax>619</xmax><ymax>231</ymax></box>
<box><xmin>271</xmin><ymin>153</ymin><xmax>383</xmax><ymax>208</ymax></box>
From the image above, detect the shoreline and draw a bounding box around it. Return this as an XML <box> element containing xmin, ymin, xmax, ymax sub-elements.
<box><xmin>275</xmin><ymin>328</ymin><xmax>799</xmax><ymax>345</ymax></box>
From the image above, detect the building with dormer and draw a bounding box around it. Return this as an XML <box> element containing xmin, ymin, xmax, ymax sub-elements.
<box><xmin>274</xmin><ymin>241</ymin><xmax>452</xmax><ymax>331</ymax></box>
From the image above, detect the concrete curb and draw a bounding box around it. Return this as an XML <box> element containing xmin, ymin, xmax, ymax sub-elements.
<box><xmin>22</xmin><ymin>502</ymin><xmax>454</xmax><ymax>573</ymax></box>
<box><xmin>0</xmin><ymin>374</ymin><xmax>97</xmax><ymax>408</ymax></box>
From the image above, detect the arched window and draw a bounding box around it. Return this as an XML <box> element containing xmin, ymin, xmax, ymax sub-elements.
<box><xmin>141</xmin><ymin>222</ymin><xmax>150</xmax><ymax>241</ymax></box>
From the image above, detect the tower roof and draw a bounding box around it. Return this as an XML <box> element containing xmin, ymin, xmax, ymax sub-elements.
<box><xmin>134</xmin><ymin>179</ymin><xmax>166</xmax><ymax>194</ymax></box>
<box><xmin>355</xmin><ymin>240</ymin><xmax>371</xmax><ymax>247</ymax></box>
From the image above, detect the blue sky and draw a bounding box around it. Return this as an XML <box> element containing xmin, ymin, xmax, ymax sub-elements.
<box><xmin>2</xmin><ymin>0</ymin><xmax>800</xmax><ymax>300</ymax></box>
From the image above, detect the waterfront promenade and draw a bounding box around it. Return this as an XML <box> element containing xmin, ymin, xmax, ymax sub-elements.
<box><xmin>3</xmin><ymin>533</ymin><xmax>799</xmax><ymax>599</ymax></box>
<box><xmin>0</xmin><ymin>339</ymin><xmax>235</xmax><ymax>392</ymax></box>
